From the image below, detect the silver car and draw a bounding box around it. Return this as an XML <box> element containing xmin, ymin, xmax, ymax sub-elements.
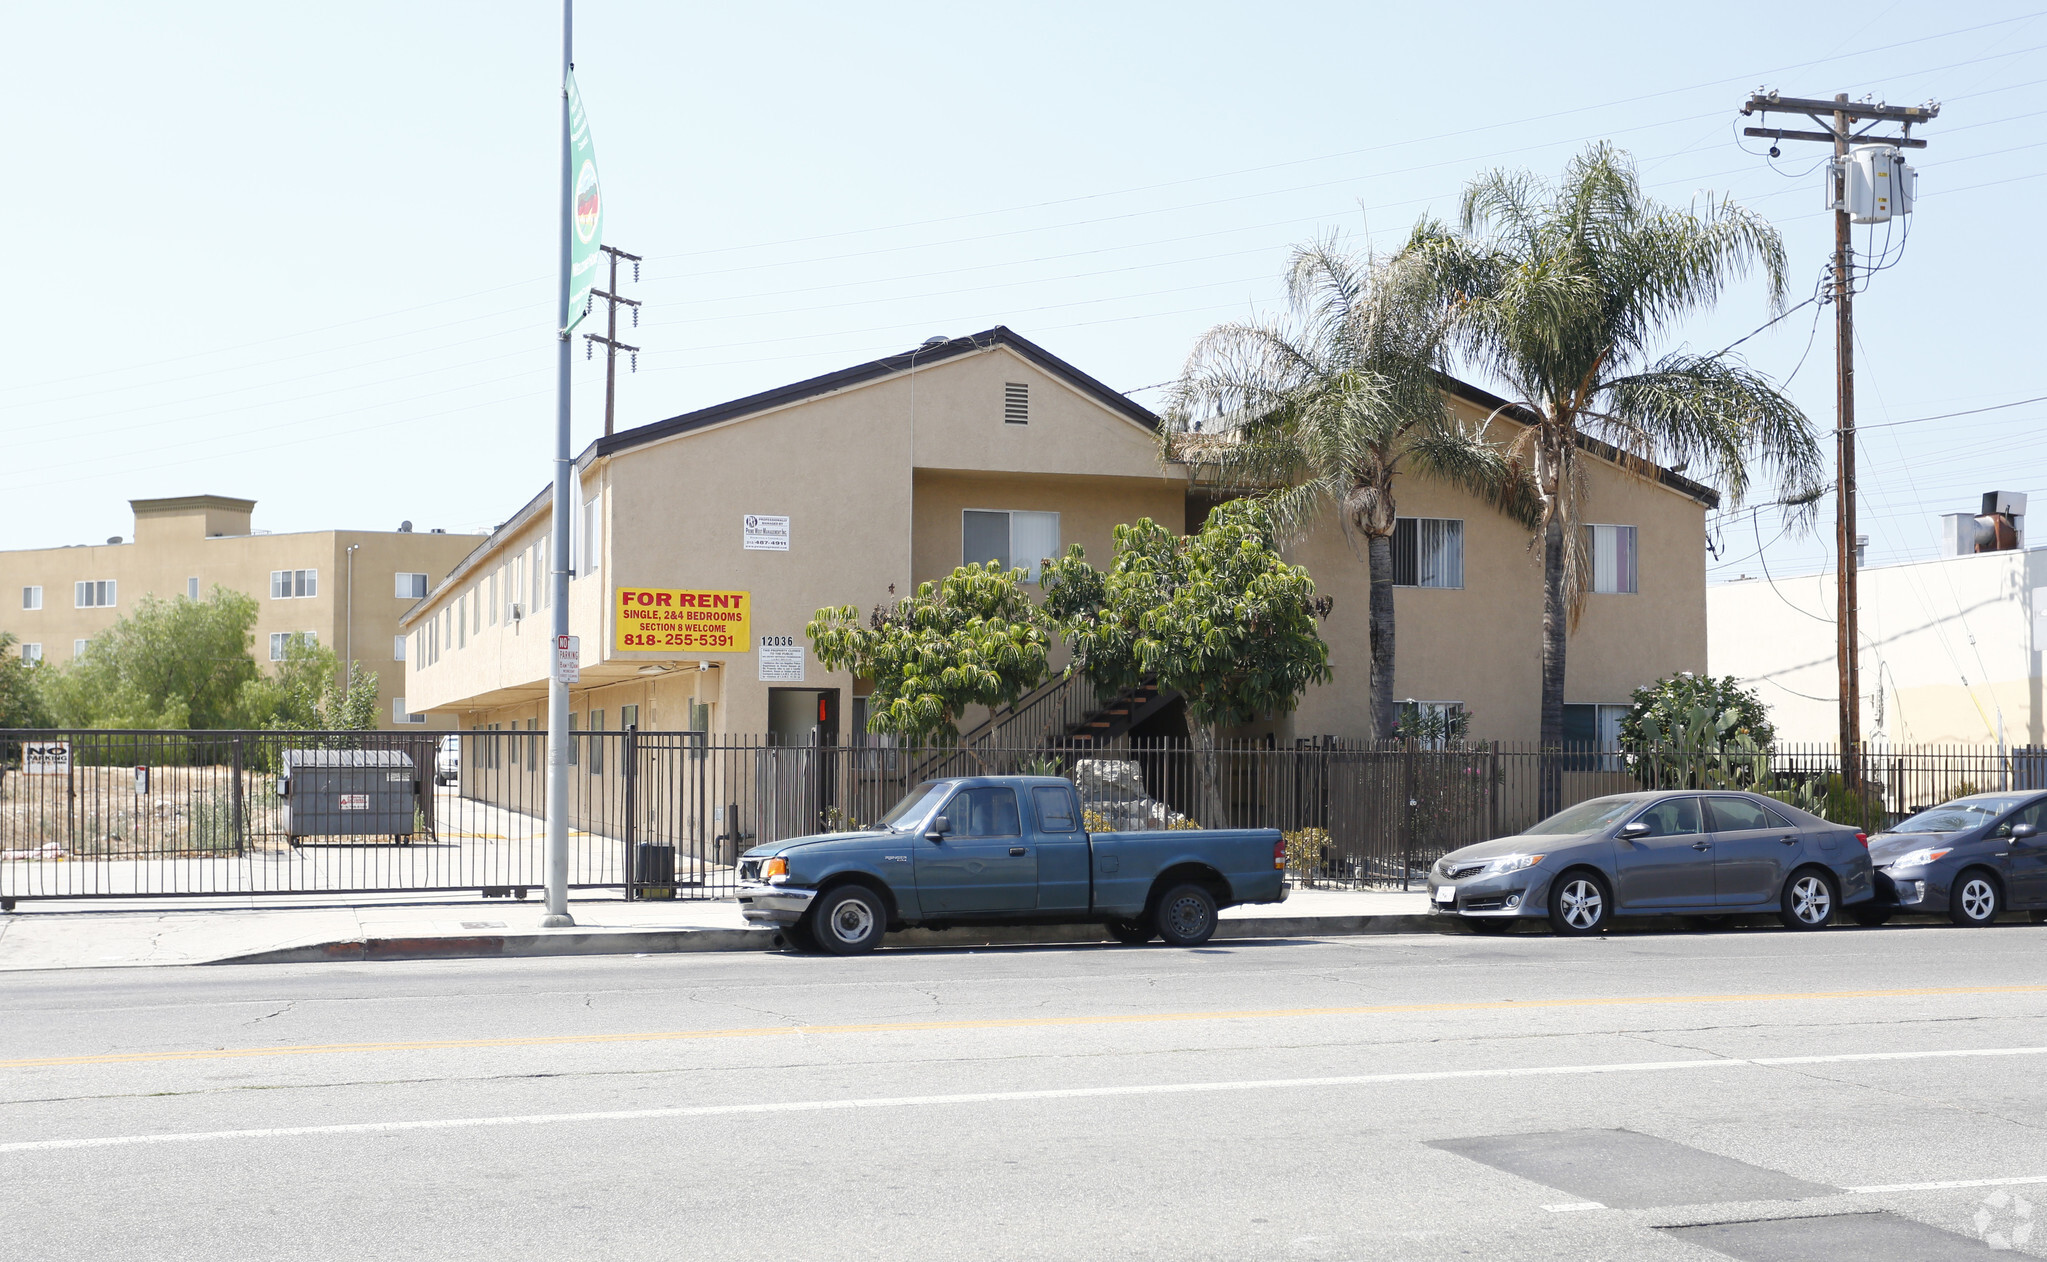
<box><xmin>1426</xmin><ymin>791</ymin><xmax>1877</xmax><ymax>936</ymax></box>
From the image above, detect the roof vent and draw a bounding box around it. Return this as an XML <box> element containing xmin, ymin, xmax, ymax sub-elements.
<box><xmin>106</xmin><ymin>536</ymin><xmax>122</xmax><ymax>545</ymax></box>
<box><xmin>920</xmin><ymin>335</ymin><xmax>948</xmax><ymax>348</ymax></box>
<box><xmin>398</xmin><ymin>520</ymin><xmax>413</xmax><ymax>533</ymax></box>
<box><xmin>1940</xmin><ymin>491</ymin><xmax>2026</xmax><ymax>557</ymax></box>
<box><xmin>1004</xmin><ymin>382</ymin><xmax>1029</xmax><ymax>425</ymax></box>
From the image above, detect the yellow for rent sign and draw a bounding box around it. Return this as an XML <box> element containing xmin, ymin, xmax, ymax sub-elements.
<box><xmin>614</xmin><ymin>587</ymin><xmax>752</xmax><ymax>653</ymax></box>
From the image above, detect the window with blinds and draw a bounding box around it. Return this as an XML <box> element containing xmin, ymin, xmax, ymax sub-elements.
<box><xmin>1585</xmin><ymin>524</ymin><xmax>1638</xmax><ymax>594</ymax></box>
<box><xmin>962</xmin><ymin>510</ymin><xmax>1060</xmax><ymax>582</ymax></box>
<box><xmin>1391</xmin><ymin>518</ymin><xmax>1464</xmax><ymax>588</ymax></box>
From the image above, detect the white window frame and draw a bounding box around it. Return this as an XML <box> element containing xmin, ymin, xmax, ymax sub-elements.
<box><xmin>271</xmin><ymin>569</ymin><xmax>317</xmax><ymax>599</ymax></box>
<box><xmin>488</xmin><ymin>570</ymin><xmax>499</xmax><ymax>625</ymax></box>
<box><xmin>22</xmin><ymin>585</ymin><xmax>42</xmax><ymax>611</ymax></box>
<box><xmin>1585</xmin><ymin>524</ymin><xmax>1639</xmax><ymax>595</ymax></box>
<box><xmin>578</xmin><ymin>495</ymin><xmax>601</xmax><ymax>578</ymax></box>
<box><xmin>269</xmin><ymin>631</ymin><xmax>317</xmax><ymax>662</ymax></box>
<box><xmin>1392</xmin><ymin>518</ymin><xmax>1465</xmax><ymax>590</ymax></box>
<box><xmin>1397</xmin><ymin>700</ymin><xmax>1467</xmax><ymax>749</ymax></box>
<box><xmin>73</xmin><ymin>639</ymin><xmax>90</xmax><ymax>659</ymax></box>
<box><xmin>393</xmin><ymin>634</ymin><xmax>407</xmax><ymax>662</ymax></box>
<box><xmin>20</xmin><ymin>642</ymin><xmax>41</xmax><ymax>664</ymax></box>
<box><xmin>393</xmin><ymin>697</ymin><xmax>426</xmax><ymax>725</ymax></box>
<box><xmin>961</xmin><ymin>509</ymin><xmax>1061</xmax><ymax>583</ymax></box>
<box><xmin>186</xmin><ymin>577</ymin><xmax>200</xmax><ymax>601</ymax></box>
<box><xmin>396</xmin><ymin>572</ymin><xmax>429</xmax><ymax>600</ymax></box>
<box><xmin>74</xmin><ymin>580</ymin><xmax>116</xmax><ymax>609</ymax></box>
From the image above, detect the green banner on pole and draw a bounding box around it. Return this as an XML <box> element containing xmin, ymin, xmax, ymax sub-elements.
<box><xmin>564</xmin><ymin>71</ymin><xmax>602</xmax><ymax>334</ymax></box>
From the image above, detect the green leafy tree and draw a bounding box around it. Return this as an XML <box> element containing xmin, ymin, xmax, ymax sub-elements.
<box><xmin>808</xmin><ymin>562</ymin><xmax>1052</xmax><ymax>744</ymax></box>
<box><xmin>321</xmin><ymin>661</ymin><xmax>381</xmax><ymax>731</ymax></box>
<box><xmin>0</xmin><ymin>632</ymin><xmax>55</xmax><ymax>730</ymax></box>
<box><xmin>239</xmin><ymin>638</ymin><xmax>353</xmax><ymax>730</ymax></box>
<box><xmin>1043</xmin><ymin>500</ymin><xmax>1332</xmax><ymax>823</ymax></box>
<box><xmin>1165</xmin><ymin>237</ymin><xmax>1536</xmax><ymax>739</ymax></box>
<box><xmin>1621</xmin><ymin>673</ymin><xmax>1773</xmax><ymax>756</ymax></box>
<box><xmin>39</xmin><ymin>588</ymin><xmax>264</xmax><ymax>729</ymax></box>
<box><xmin>1397</xmin><ymin>144</ymin><xmax>1823</xmax><ymax>802</ymax></box>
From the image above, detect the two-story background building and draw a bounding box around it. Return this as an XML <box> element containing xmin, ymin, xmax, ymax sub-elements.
<box><xmin>400</xmin><ymin>327</ymin><xmax>1715</xmax><ymax>753</ymax></box>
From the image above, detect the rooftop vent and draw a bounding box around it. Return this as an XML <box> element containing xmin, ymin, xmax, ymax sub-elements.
<box><xmin>920</xmin><ymin>335</ymin><xmax>948</xmax><ymax>348</ymax></box>
<box><xmin>106</xmin><ymin>536</ymin><xmax>122</xmax><ymax>545</ymax></box>
<box><xmin>1940</xmin><ymin>491</ymin><xmax>2026</xmax><ymax>557</ymax></box>
<box><xmin>1004</xmin><ymin>382</ymin><xmax>1029</xmax><ymax>425</ymax></box>
<box><xmin>398</xmin><ymin>520</ymin><xmax>413</xmax><ymax>533</ymax></box>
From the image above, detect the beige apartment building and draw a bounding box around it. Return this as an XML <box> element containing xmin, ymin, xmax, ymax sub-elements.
<box><xmin>401</xmin><ymin>327</ymin><xmax>1715</xmax><ymax>750</ymax></box>
<box><xmin>1</xmin><ymin>495</ymin><xmax>481</xmax><ymax>730</ymax></box>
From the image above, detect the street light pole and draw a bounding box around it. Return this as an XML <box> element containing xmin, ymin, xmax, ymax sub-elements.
<box><xmin>541</xmin><ymin>0</ymin><xmax>576</xmax><ymax>928</ymax></box>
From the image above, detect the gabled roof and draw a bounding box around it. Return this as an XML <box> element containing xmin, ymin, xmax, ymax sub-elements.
<box><xmin>402</xmin><ymin>327</ymin><xmax>1159</xmax><ymax>625</ymax></box>
<box><xmin>592</xmin><ymin>325</ymin><xmax>1158</xmax><ymax>459</ymax></box>
<box><xmin>1441</xmin><ymin>377</ymin><xmax>1722</xmax><ymax>510</ymax></box>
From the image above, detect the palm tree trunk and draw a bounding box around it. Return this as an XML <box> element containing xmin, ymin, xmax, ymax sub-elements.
<box><xmin>1539</xmin><ymin>514</ymin><xmax>1567</xmax><ymax>816</ymax></box>
<box><xmin>1367</xmin><ymin>532</ymin><xmax>1396</xmax><ymax>741</ymax></box>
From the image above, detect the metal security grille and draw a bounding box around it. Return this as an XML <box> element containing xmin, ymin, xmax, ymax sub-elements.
<box><xmin>1003</xmin><ymin>382</ymin><xmax>1029</xmax><ymax>424</ymax></box>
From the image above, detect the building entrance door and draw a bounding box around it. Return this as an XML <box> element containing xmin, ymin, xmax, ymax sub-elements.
<box><xmin>763</xmin><ymin>689</ymin><xmax>840</xmax><ymax>838</ymax></box>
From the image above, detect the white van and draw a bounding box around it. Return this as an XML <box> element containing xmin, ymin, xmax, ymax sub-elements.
<box><xmin>434</xmin><ymin>735</ymin><xmax>461</xmax><ymax>786</ymax></box>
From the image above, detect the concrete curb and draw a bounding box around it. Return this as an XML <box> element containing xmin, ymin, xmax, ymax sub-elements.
<box><xmin>209</xmin><ymin>913</ymin><xmax>1448</xmax><ymax>965</ymax></box>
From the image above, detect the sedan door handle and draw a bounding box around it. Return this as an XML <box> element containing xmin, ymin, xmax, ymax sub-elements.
<box><xmin>1779</xmin><ymin>835</ymin><xmax>1800</xmax><ymax>846</ymax></box>
<box><xmin>1691</xmin><ymin>841</ymin><xmax>1712</xmax><ymax>851</ymax></box>
<box><xmin>1008</xmin><ymin>847</ymin><xmax>1027</xmax><ymax>857</ymax></box>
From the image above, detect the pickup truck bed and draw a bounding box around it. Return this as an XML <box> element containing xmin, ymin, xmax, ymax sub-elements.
<box><xmin>736</xmin><ymin>775</ymin><xmax>1286</xmax><ymax>953</ymax></box>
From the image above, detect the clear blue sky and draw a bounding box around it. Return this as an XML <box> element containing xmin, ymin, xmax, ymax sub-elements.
<box><xmin>4</xmin><ymin>2</ymin><xmax>2041</xmax><ymax>583</ymax></box>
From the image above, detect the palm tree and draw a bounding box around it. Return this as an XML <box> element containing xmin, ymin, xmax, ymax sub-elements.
<box><xmin>1397</xmin><ymin>143</ymin><xmax>1822</xmax><ymax>788</ymax></box>
<box><xmin>1162</xmin><ymin>236</ymin><xmax>1535</xmax><ymax>739</ymax></box>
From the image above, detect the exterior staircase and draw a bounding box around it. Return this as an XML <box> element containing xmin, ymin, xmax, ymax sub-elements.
<box><xmin>952</xmin><ymin>673</ymin><xmax>1180</xmax><ymax>753</ymax></box>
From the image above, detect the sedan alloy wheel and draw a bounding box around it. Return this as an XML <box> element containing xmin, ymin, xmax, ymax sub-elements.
<box><xmin>1549</xmin><ymin>873</ymin><xmax>1609</xmax><ymax>936</ymax></box>
<box><xmin>1778</xmin><ymin>871</ymin><xmax>1835</xmax><ymax>930</ymax></box>
<box><xmin>1950</xmin><ymin>872</ymin><xmax>2000</xmax><ymax>927</ymax></box>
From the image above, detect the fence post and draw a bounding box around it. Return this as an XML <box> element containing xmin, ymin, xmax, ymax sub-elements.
<box><xmin>230</xmin><ymin>737</ymin><xmax>245</xmax><ymax>855</ymax></box>
<box><xmin>1488</xmin><ymin>743</ymin><xmax>1501</xmax><ymax>840</ymax></box>
<box><xmin>1400</xmin><ymin>741</ymin><xmax>1416</xmax><ymax>890</ymax></box>
<box><xmin>624</xmin><ymin>724</ymin><xmax>639</xmax><ymax>900</ymax></box>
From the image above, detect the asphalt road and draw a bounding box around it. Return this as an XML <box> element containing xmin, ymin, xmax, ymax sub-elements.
<box><xmin>2</xmin><ymin>921</ymin><xmax>2045</xmax><ymax>1261</ymax></box>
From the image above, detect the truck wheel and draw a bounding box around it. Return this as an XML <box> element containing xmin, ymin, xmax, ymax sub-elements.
<box><xmin>1154</xmin><ymin>884</ymin><xmax>1218</xmax><ymax>947</ymax></box>
<box><xmin>811</xmin><ymin>885</ymin><xmax>887</xmax><ymax>955</ymax></box>
<box><xmin>1106</xmin><ymin>918</ymin><xmax>1155</xmax><ymax>945</ymax></box>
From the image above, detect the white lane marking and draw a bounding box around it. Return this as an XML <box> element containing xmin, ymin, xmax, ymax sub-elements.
<box><xmin>1542</xmin><ymin>1202</ymin><xmax>1607</xmax><ymax>1212</ymax></box>
<box><xmin>1850</xmin><ymin>1175</ymin><xmax>2047</xmax><ymax>1193</ymax></box>
<box><xmin>2</xmin><ymin>1043</ymin><xmax>2042</xmax><ymax>1156</ymax></box>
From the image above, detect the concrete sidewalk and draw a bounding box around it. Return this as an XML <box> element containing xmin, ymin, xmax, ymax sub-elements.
<box><xmin>0</xmin><ymin>887</ymin><xmax>1440</xmax><ymax>970</ymax></box>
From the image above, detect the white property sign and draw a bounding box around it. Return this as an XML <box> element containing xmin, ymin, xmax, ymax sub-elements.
<box><xmin>23</xmin><ymin>742</ymin><xmax>70</xmax><ymax>775</ymax></box>
<box><xmin>742</xmin><ymin>514</ymin><xmax>790</xmax><ymax>551</ymax></box>
<box><xmin>555</xmin><ymin>634</ymin><xmax>581</xmax><ymax>684</ymax></box>
<box><xmin>758</xmin><ymin>636</ymin><xmax>804</xmax><ymax>682</ymax></box>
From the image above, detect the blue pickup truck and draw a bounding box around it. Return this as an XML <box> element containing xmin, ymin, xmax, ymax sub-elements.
<box><xmin>735</xmin><ymin>775</ymin><xmax>1287</xmax><ymax>954</ymax></box>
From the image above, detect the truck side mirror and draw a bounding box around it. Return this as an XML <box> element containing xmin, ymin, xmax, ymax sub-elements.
<box><xmin>1618</xmin><ymin>821</ymin><xmax>1651</xmax><ymax>841</ymax></box>
<box><xmin>924</xmin><ymin>815</ymin><xmax>950</xmax><ymax>841</ymax></box>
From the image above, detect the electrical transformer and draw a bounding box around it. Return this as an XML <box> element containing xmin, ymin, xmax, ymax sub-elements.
<box><xmin>1843</xmin><ymin>145</ymin><xmax>1916</xmax><ymax>224</ymax></box>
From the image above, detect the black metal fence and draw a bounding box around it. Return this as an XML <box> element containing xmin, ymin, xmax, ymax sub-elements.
<box><xmin>1</xmin><ymin>729</ymin><xmax>2040</xmax><ymax>905</ymax></box>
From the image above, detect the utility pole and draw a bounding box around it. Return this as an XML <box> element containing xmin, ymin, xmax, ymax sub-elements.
<box><xmin>583</xmin><ymin>245</ymin><xmax>641</xmax><ymax>437</ymax></box>
<box><xmin>543</xmin><ymin>0</ymin><xmax>577</xmax><ymax>929</ymax></box>
<box><xmin>1740</xmin><ymin>91</ymin><xmax>1936</xmax><ymax>787</ymax></box>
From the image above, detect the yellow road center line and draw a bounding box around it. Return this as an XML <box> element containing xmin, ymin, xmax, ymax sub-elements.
<box><xmin>7</xmin><ymin>984</ymin><xmax>2044</xmax><ymax>1071</ymax></box>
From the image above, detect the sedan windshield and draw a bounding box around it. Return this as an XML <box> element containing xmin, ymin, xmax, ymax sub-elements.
<box><xmin>876</xmin><ymin>781</ymin><xmax>951</xmax><ymax>831</ymax></box>
<box><xmin>1524</xmin><ymin>796</ymin><xmax>1643</xmax><ymax>836</ymax></box>
<box><xmin>1891</xmin><ymin>795</ymin><xmax>2035</xmax><ymax>834</ymax></box>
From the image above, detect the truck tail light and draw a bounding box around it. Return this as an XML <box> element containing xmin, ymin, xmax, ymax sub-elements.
<box><xmin>1274</xmin><ymin>839</ymin><xmax>1286</xmax><ymax>871</ymax></box>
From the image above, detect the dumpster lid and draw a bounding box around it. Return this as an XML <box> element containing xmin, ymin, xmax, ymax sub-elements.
<box><xmin>279</xmin><ymin>748</ymin><xmax>418</xmax><ymax>773</ymax></box>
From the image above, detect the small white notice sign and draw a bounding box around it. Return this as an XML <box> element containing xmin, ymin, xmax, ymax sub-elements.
<box><xmin>758</xmin><ymin>635</ymin><xmax>804</xmax><ymax>682</ymax></box>
<box><xmin>742</xmin><ymin>514</ymin><xmax>790</xmax><ymax>551</ymax></box>
<box><xmin>339</xmin><ymin>794</ymin><xmax>370</xmax><ymax>811</ymax></box>
<box><xmin>555</xmin><ymin>634</ymin><xmax>581</xmax><ymax>684</ymax></box>
<box><xmin>24</xmin><ymin>741</ymin><xmax>71</xmax><ymax>776</ymax></box>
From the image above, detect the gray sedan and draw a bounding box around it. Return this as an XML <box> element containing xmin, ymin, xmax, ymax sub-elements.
<box><xmin>1863</xmin><ymin>791</ymin><xmax>2047</xmax><ymax>926</ymax></box>
<box><xmin>1426</xmin><ymin>790</ymin><xmax>1876</xmax><ymax>936</ymax></box>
